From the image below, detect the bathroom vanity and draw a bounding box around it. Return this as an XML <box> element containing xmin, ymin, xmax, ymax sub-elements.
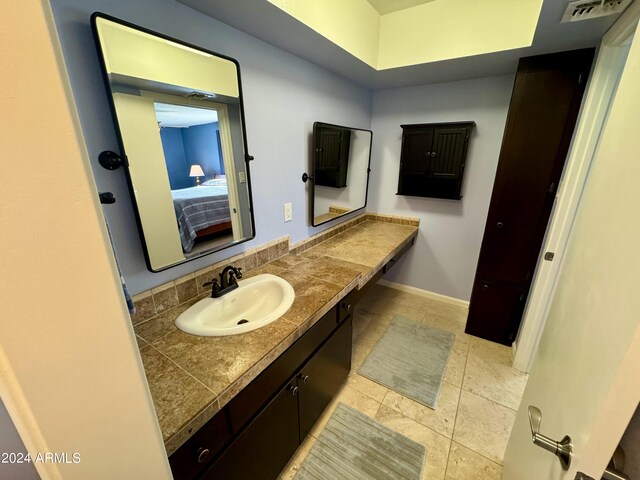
<box><xmin>171</xmin><ymin>293</ymin><xmax>354</xmax><ymax>479</ymax></box>
<box><xmin>134</xmin><ymin>217</ymin><xmax>418</xmax><ymax>479</ymax></box>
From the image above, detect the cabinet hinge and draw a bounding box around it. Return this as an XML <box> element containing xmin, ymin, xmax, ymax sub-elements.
<box><xmin>578</xmin><ymin>73</ymin><xmax>584</xmax><ymax>85</ymax></box>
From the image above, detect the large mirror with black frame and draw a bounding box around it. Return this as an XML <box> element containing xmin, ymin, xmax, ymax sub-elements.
<box><xmin>308</xmin><ymin>122</ymin><xmax>372</xmax><ymax>226</ymax></box>
<box><xmin>92</xmin><ymin>13</ymin><xmax>255</xmax><ymax>272</ymax></box>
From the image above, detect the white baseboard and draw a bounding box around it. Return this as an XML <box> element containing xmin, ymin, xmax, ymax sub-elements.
<box><xmin>376</xmin><ymin>279</ymin><xmax>469</xmax><ymax>308</ymax></box>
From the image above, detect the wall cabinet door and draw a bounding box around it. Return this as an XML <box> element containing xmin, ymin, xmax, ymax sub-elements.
<box><xmin>200</xmin><ymin>379</ymin><xmax>300</xmax><ymax>480</ymax></box>
<box><xmin>314</xmin><ymin>124</ymin><xmax>351</xmax><ymax>188</ymax></box>
<box><xmin>298</xmin><ymin>317</ymin><xmax>352</xmax><ymax>439</ymax></box>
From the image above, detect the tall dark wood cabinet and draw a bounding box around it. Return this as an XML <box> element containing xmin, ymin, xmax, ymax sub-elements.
<box><xmin>397</xmin><ymin>122</ymin><xmax>475</xmax><ymax>200</ymax></box>
<box><xmin>466</xmin><ymin>49</ymin><xmax>594</xmax><ymax>346</ymax></box>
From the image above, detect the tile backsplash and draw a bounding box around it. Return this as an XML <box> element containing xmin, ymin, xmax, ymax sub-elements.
<box><xmin>129</xmin><ymin>212</ymin><xmax>419</xmax><ymax>325</ymax></box>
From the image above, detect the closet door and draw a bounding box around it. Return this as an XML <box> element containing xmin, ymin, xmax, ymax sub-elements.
<box><xmin>466</xmin><ymin>49</ymin><xmax>594</xmax><ymax>345</ymax></box>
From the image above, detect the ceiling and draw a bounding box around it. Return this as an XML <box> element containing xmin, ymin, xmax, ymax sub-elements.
<box><xmin>154</xmin><ymin>102</ymin><xmax>218</xmax><ymax>128</ymax></box>
<box><xmin>177</xmin><ymin>0</ymin><xmax>627</xmax><ymax>89</ymax></box>
<box><xmin>366</xmin><ymin>0</ymin><xmax>434</xmax><ymax>15</ymax></box>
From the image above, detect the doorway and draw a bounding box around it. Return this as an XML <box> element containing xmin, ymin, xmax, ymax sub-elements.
<box><xmin>513</xmin><ymin>19</ymin><xmax>635</xmax><ymax>373</ymax></box>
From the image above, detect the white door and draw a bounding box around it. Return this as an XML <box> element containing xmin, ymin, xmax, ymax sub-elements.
<box><xmin>502</xmin><ymin>6</ymin><xmax>640</xmax><ymax>480</ymax></box>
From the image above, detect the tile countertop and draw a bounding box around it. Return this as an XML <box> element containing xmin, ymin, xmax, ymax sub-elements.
<box><xmin>135</xmin><ymin>220</ymin><xmax>418</xmax><ymax>455</ymax></box>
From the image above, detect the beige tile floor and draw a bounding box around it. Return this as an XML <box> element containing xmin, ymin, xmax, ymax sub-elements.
<box><xmin>279</xmin><ymin>284</ymin><xmax>529</xmax><ymax>480</ymax></box>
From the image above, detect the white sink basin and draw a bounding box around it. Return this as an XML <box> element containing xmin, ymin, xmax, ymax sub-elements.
<box><xmin>175</xmin><ymin>274</ymin><xmax>295</xmax><ymax>336</ymax></box>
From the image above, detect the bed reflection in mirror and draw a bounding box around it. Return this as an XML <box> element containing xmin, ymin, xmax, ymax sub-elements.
<box><xmin>311</xmin><ymin>122</ymin><xmax>372</xmax><ymax>226</ymax></box>
<box><xmin>155</xmin><ymin>103</ymin><xmax>233</xmax><ymax>256</ymax></box>
<box><xmin>92</xmin><ymin>14</ymin><xmax>254</xmax><ymax>271</ymax></box>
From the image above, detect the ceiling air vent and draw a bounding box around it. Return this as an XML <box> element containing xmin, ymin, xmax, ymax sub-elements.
<box><xmin>561</xmin><ymin>0</ymin><xmax>632</xmax><ymax>22</ymax></box>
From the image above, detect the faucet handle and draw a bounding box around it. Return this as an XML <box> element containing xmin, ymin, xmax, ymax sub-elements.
<box><xmin>203</xmin><ymin>278</ymin><xmax>221</xmax><ymax>295</ymax></box>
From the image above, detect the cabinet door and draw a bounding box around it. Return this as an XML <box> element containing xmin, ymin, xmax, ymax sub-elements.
<box><xmin>298</xmin><ymin>317</ymin><xmax>352</xmax><ymax>440</ymax></box>
<box><xmin>200</xmin><ymin>380</ymin><xmax>300</xmax><ymax>480</ymax></box>
<box><xmin>168</xmin><ymin>408</ymin><xmax>231</xmax><ymax>479</ymax></box>
<box><xmin>400</xmin><ymin>128</ymin><xmax>433</xmax><ymax>175</ymax></box>
<box><xmin>315</xmin><ymin>124</ymin><xmax>347</xmax><ymax>187</ymax></box>
<box><xmin>466</xmin><ymin>280</ymin><xmax>526</xmax><ymax>346</ymax></box>
<box><xmin>429</xmin><ymin>127</ymin><xmax>468</xmax><ymax>179</ymax></box>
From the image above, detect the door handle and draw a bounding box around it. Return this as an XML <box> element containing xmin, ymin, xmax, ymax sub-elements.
<box><xmin>528</xmin><ymin>406</ymin><xmax>573</xmax><ymax>470</ymax></box>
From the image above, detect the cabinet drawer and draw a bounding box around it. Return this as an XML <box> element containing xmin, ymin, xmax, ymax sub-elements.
<box><xmin>227</xmin><ymin>302</ymin><xmax>344</xmax><ymax>433</ymax></box>
<box><xmin>168</xmin><ymin>407</ymin><xmax>231</xmax><ymax>480</ymax></box>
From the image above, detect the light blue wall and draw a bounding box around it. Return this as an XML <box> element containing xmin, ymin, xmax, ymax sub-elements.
<box><xmin>50</xmin><ymin>0</ymin><xmax>371</xmax><ymax>294</ymax></box>
<box><xmin>371</xmin><ymin>76</ymin><xmax>514</xmax><ymax>301</ymax></box>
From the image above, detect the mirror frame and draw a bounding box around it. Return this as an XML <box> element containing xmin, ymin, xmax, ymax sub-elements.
<box><xmin>310</xmin><ymin>121</ymin><xmax>373</xmax><ymax>227</ymax></box>
<box><xmin>91</xmin><ymin>12</ymin><xmax>256</xmax><ymax>272</ymax></box>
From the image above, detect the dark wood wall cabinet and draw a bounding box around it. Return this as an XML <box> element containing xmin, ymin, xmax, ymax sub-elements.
<box><xmin>314</xmin><ymin>123</ymin><xmax>352</xmax><ymax>188</ymax></box>
<box><xmin>169</xmin><ymin>291</ymin><xmax>354</xmax><ymax>480</ymax></box>
<box><xmin>397</xmin><ymin>122</ymin><xmax>475</xmax><ymax>200</ymax></box>
<box><xmin>465</xmin><ymin>48</ymin><xmax>594</xmax><ymax>346</ymax></box>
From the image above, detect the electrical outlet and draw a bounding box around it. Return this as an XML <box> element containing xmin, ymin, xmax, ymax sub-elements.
<box><xmin>283</xmin><ymin>203</ymin><xmax>293</xmax><ymax>222</ymax></box>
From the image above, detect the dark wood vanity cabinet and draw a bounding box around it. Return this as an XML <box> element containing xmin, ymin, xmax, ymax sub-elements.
<box><xmin>170</xmin><ymin>292</ymin><xmax>355</xmax><ymax>480</ymax></box>
<box><xmin>397</xmin><ymin>122</ymin><xmax>475</xmax><ymax>200</ymax></box>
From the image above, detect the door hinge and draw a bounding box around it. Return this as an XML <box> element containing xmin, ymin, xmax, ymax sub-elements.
<box><xmin>544</xmin><ymin>252</ymin><xmax>555</xmax><ymax>261</ymax></box>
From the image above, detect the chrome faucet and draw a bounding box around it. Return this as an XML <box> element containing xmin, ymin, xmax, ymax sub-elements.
<box><xmin>203</xmin><ymin>265</ymin><xmax>243</xmax><ymax>298</ymax></box>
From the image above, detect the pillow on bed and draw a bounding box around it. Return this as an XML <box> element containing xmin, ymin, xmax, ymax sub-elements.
<box><xmin>201</xmin><ymin>178</ymin><xmax>227</xmax><ymax>186</ymax></box>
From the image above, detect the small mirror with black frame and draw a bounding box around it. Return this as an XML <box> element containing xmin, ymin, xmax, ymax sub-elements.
<box><xmin>310</xmin><ymin>122</ymin><xmax>372</xmax><ymax>226</ymax></box>
<box><xmin>91</xmin><ymin>13</ymin><xmax>255</xmax><ymax>272</ymax></box>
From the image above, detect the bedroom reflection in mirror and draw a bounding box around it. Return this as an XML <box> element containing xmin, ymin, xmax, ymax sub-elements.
<box><xmin>92</xmin><ymin>13</ymin><xmax>255</xmax><ymax>271</ymax></box>
<box><xmin>154</xmin><ymin>102</ymin><xmax>236</xmax><ymax>257</ymax></box>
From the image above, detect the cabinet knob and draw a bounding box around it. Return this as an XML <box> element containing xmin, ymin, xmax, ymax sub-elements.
<box><xmin>196</xmin><ymin>448</ymin><xmax>210</xmax><ymax>463</ymax></box>
<box><xmin>288</xmin><ymin>385</ymin><xmax>299</xmax><ymax>396</ymax></box>
<box><xmin>431</xmin><ymin>152</ymin><xmax>437</xmax><ymax>158</ymax></box>
<box><xmin>342</xmin><ymin>302</ymin><xmax>352</xmax><ymax>313</ymax></box>
<box><xmin>497</xmin><ymin>221</ymin><xmax>504</xmax><ymax>229</ymax></box>
<box><xmin>482</xmin><ymin>284</ymin><xmax>490</xmax><ymax>290</ymax></box>
<box><xmin>298</xmin><ymin>374</ymin><xmax>310</xmax><ymax>383</ymax></box>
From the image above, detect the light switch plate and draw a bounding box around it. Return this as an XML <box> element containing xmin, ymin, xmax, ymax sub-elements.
<box><xmin>238</xmin><ymin>171</ymin><xmax>246</xmax><ymax>183</ymax></box>
<box><xmin>283</xmin><ymin>203</ymin><xmax>293</xmax><ymax>222</ymax></box>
